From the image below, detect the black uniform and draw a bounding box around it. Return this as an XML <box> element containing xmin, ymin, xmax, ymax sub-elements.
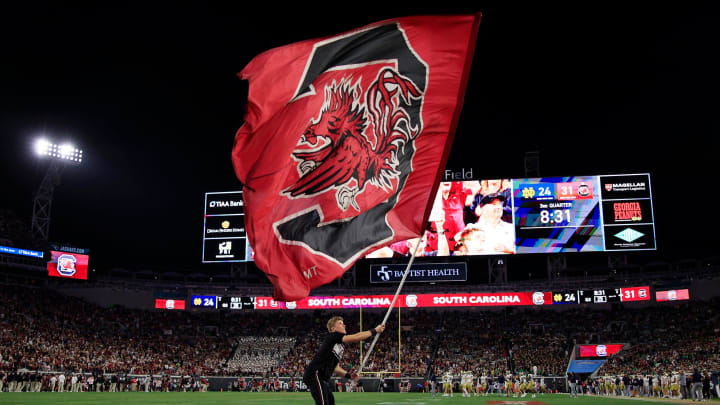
<box><xmin>303</xmin><ymin>331</ymin><xmax>345</xmax><ymax>405</ymax></box>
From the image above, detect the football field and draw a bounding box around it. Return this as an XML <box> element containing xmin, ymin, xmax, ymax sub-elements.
<box><xmin>0</xmin><ymin>392</ymin><xmax>716</xmax><ymax>405</ymax></box>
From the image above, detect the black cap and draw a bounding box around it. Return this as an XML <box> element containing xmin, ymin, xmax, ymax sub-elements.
<box><xmin>479</xmin><ymin>192</ymin><xmax>506</xmax><ymax>206</ymax></box>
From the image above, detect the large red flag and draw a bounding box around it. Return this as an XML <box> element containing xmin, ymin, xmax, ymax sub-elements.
<box><xmin>232</xmin><ymin>14</ymin><xmax>481</xmax><ymax>301</ymax></box>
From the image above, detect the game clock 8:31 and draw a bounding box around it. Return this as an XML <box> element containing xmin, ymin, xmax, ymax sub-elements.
<box><xmin>539</xmin><ymin>206</ymin><xmax>572</xmax><ymax>225</ymax></box>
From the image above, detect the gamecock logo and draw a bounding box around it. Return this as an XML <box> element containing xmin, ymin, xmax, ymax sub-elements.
<box><xmin>57</xmin><ymin>254</ymin><xmax>77</xmax><ymax>276</ymax></box>
<box><xmin>273</xmin><ymin>23</ymin><xmax>428</xmax><ymax>266</ymax></box>
<box><xmin>283</xmin><ymin>69</ymin><xmax>421</xmax><ymax>212</ymax></box>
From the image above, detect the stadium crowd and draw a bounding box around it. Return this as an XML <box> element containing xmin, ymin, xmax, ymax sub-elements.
<box><xmin>0</xmin><ymin>282</ymin><xmax>718</xmax><ymax>395</ymax></box>
<box><xmin>228</xmin><ymin>336</ymin><xmax>295</xmax><ymax>375</ymax></box>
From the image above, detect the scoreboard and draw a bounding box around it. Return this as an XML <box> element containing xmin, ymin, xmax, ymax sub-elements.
<box><xmin>217</xmin><ymin>296</ymin><xmax>256</xmax><ymax>310</ymax></box>
<box><xmin>551</xmin><ymin>286</ymin><xmax>649</xmax><ymax>304</ymax></box>
<box><xmin>513</xmin><ymin>176</ymin><xmax>602</xmax><ymax>252</ymax></box>
<box><xmin>363</xmin><ymin>173</ymin><xmax>655</xmax><ymax>258</ymax></box>
<box><xmin>514</xmin><ymin>173</ymin><xmax>656</xmax><ymax>253</ymax></box>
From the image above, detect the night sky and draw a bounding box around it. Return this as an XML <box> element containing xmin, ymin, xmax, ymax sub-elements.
<box><xmin>1</xmin><ymin>3</ymin><xmax>718</xmax><ymax>277</ymax></box>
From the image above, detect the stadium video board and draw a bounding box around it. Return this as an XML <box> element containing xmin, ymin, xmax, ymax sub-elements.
<box><xmin>365</xmin><ymin>173</ymin><xmax>655</xmax><ymax>258</ymax></box>
<box><xmin>202</xmin><ymin>191</ymin><xmax>253</xmax><ymax>263</ymax></box>
<box><xmin>47</xmin><ymin>250</ymin><xmax>89</xmax><ymax>280</ymax></box>
<box><xmin>190</xmin><ymin>285</ymin><xmax>650</xmax><ymax>311</ymax></box>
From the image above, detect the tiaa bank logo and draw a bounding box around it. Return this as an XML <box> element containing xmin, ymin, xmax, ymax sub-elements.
<box><xmin>57</xmin><ymin>254</ymin><xmax>77</xmax><ymax>276</ymax></box>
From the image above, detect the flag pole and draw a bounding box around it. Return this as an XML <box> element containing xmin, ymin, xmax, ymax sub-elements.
<box><xmin>358</xmin><ymin>237</ymin><xmax>422</xmax><ymax>374</ymax></box>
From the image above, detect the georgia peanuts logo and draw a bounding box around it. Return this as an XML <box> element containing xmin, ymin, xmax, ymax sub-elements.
<box><xmin>57</xmin><ymin>254</ymin><xmax>77</xmax><ymax>276</ymax></box>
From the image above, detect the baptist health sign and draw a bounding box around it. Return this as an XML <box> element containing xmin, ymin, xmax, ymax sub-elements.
<box><xmin>370</xmin><ymin>263</ymin><xmax>467</xmax><ymax>283</ymax></box>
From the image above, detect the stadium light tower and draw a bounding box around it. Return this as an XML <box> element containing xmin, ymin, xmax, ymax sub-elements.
<box><xmin>31</xmin><ymin>137</ymin><xmax>84</xmax><ymax>241</ymax></box>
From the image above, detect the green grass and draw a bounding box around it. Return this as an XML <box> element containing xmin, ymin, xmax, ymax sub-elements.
<box><xmin>0</xmin><ymin>392</ymin><xmax>717</xmax><ymax>405</ymax></box>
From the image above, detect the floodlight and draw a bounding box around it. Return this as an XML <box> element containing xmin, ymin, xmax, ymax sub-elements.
<box><xmin>59</xmin><ymin>143</ymin><xmax>74</xmax><ymax>156</ymax></box>
<box><xmin>35</xmin><ymin>138</ymin><xmax>50</xmax><ymax>156</ymax></box>
<box><xmin>34</xmin><ymin>138</ymin><xmax>83</xmax><ymax>164</ymax></box>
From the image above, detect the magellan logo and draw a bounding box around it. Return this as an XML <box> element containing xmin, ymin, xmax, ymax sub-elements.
<box><xmin>615</xmin><ymin>228</ymin><xmax>644</xmax><ymax>243</ymax></box>
<box><xmin>605</xmin><ymin>182</ymin><xmax>646</xmax><ymax>193</ymax></box>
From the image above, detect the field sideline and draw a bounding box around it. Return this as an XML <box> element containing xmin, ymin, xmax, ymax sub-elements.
<box><xmin>0</xmin><ymin>392</ymin><xmax>717</xmax><ymax>405</ymax></box>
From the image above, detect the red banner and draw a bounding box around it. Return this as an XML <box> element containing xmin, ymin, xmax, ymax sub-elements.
<box><xmin>656</xmin><ymin>289</ymin><xmax>690</xmax><ymax>302</ymax></box>
<box><xmin>579</xmin><ymin>344</ymin><xmax>624</xmax><ymax>357</ymax></box>
<box><xmin>154</xmin><ymin>299</ymin><xmax>186</xmax><ymax>310</ymax></box>
<box><xmin>252</xmin><ymin>291</ymin><xmax>553</xmax><ymax>310</ymax></box>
